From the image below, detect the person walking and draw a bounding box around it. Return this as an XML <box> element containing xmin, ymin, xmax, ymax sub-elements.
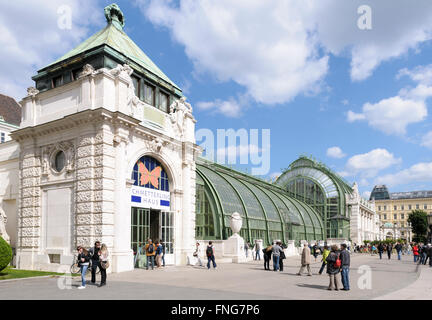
<box><xmin>244</xmin><ymin>242</ymin><xmax>249</xmax><ymax>258</ymax></box>
<box><xmin>98</xmin><ymin>243</ymin><xmax>109</xmax><ymax>287</ymax></box>
<box><xmin>340</xmin><ymin>243</ymin><xmax>350</xmax><ymax>291</ymax></box>
<box><xmin>420</xmin><ymin>243</ymin><xmax>427</xmax><ymax>264</ymax></box>
<box><xmin>297</xmin><ymin>243</ymin><xmax>312</xmax><ymax>276</ymax></box>
<box><xmin>77</xmin><ymin>246</ymin><xmax>90</xmax><ymax>289</ymax></box>
<box><xmin>254</xmin><ymin>240</ymin><xmax>262</xmax><ymax>261</ymax></box>
<box><xmin>278</xmin><ymin>242</ymin><xmax>286</xmax><ymax>271</ymax></box>
<box><xmin>386</xmin><ymin>243</ymin><xmax>393</xmax><ymax>260</ymax></box>
<box><xmin>425</xmin><ymin>244</ymin><xmax>432</xmax><ymax>265</ymax></box>
<box><xmin>206</xmin><ymin>241</ymin><xmax>217</xmax><ymax>269</ymax></box>
<box><xmin>145</xmin><ymin>239</ymin><xmax>156</xmax><ymax>270</ymax></box>
<box><xmin>161</xmin><ymin>241</ymin><xmax>166</xmax><ymax>267</ymax></box>
<box><xmin>263</xmin><ymin>245</ymin><xmax>272</xmax><ymax>270</ymax></box>
<box><xmin>395</xmin><ymin>242</ymin><xmax>403</xmax><ymax>261</ymax></box>
<box><xmin>326</xmin><ymin>245</ymin><xmax>341</xmax><ymax>291</ymax></box>
<box><xmin>193</xmin><ymin>242</ymin><xmax>203</xmax><ymax>267</ymax></box>
<box><xmin>378</xmin><ymin>243</ymin><xmax>384</xmax><ymax>260</ymax></box>
<box><xmin>155</xmin><ymin>241</ymin><xmax>163</xmax><ymax>268</ymax></box>
<box><xmin>413</xmin><ymin>243</ymin><xmax>419</xmax><ymax>263</ymax></box>
<box><xmin>318</xmin><ymin>245</ymin><xmax>330</xmax><ymax>275</ymax></box>
<box><xmin>89</xmin><ymin>241</ymin><xmax>101</xmax><ymax>285</ymax></box>
<box><xmin>312</xmin><ymin>243</ymin><xmax>319</xmax><ymax>261</ymax></box>
<box><xmin>272</xmin><ymin>241</ymin><xmax>283</xmax><ymax>271</ymax></box>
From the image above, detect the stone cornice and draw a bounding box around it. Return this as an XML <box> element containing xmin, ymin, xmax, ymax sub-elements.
<box><xmin>11</xmin><ymin>108</ymin><xmax>141</xmax><ymax>142</ymax></box>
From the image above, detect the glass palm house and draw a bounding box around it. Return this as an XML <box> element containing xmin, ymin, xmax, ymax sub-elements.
<box><xmin>274</xmin><ymin>157</ymin><xmax>353</xmax><ymax>240</ymax></box>
<box><xmin>195</xmin><ymin>158</ymin><xmax>325</xmax><ymax>245</ymax></box>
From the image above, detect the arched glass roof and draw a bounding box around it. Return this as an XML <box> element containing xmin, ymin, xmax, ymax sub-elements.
<box><xmin>275</xmin><ymin>157</ymin><xmax>353</xmax><ymax>198</ymax></box>
<box><xmin>196</xmin><ymin>159</ymin><xmax>324</xmax><ymax>243</ymax></box>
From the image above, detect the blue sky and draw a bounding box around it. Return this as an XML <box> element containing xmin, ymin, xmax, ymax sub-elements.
<box><xmin>2</xmin><ymin>0</ymin><xmax>432</xmax><ymax>198</ymax></box>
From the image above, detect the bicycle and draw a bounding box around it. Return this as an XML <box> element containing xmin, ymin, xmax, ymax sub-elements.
<box><xmin>70</xmin><ymin>255</ymin><xmax>101</xmax><ymax>275</ymax></box>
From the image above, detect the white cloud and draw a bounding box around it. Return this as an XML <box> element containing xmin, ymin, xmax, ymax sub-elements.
<box><xmin>376</xmin><ymin>162</ymin><xmax>432</xmax><ymax>187</ymax></box>
<box><xmin>0</xmin><ymin>1</ymin><xmax>102</xmax><ymax>99</ymax></box>
<box><xmin>135</xmin><ymin>0</ymin><xmax>432</xmax><ymax>114</ymax></box>
<box><xmin>421</xmin><ymin>131</ymin><xmax>432</xmax><ymax>149</ymax></box>
<box><xmin>345</xmin><ymin>148</ymin><xmax>401</xmax><ymax>178</ymax></box>
<box><xmin>347</xmin><ymin>96</ymin><xmax>427</xmax><ymax>135</ymax></box>
<box><xmin>137</xmin><ymin>0</ymin><xmax>329</xmax><ymax>106</ymax></box>
<box><xmin>326</xmin><ymin>146</ymin><xmax>346</xmax><ymax>159</ymax></box>
<box><xmin>196</xmin><ymin>98</ymin><xmax>243</xmax><ymax>118</ymax></box>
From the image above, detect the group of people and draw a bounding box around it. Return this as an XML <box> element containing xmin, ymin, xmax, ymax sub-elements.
<box><xmin>296</xmin><ymin>243</ymin><xmax>351</xmax><ymax>291</ymax></box>
<box><xmin>193</xmin><ymin>241</ymin><xmax>217</xmax><ymax>269</ymax></box>
<box><xmin>136</xmin><ymin>239</ymin><xmax>166</xmax><ymax>270</ymax></box>
<box><xmin>76</xmin><ymin>241</ymin><xmax>109</xmax><ymax>289</ymax></box>
<box><xmin>412</xmin><ymin>243</ymin><xmax>432</xmax><ymax>266</ymax></box>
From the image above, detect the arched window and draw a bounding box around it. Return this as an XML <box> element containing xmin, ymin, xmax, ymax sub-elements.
<box><xmin>131</xmin><ymin>156</ymin><xmax>169</xmax><ymax>191</ymax></box>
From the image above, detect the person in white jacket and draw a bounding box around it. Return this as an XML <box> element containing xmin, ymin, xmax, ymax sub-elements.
<box><xmin>193</xmin><ymin>242</ymin><xmax>203</xmax><ymax>267</ymax></box>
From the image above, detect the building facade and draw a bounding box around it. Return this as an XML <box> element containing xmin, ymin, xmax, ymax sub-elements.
<box><xmin>371</xmin><ymin>185</ymin><xmax>429</xmax><ymax>240</ymax></box>
<box><xmin>0</xmin><ymin>4</ymin><xmax>384</xmax><ymax>274</ymax></box>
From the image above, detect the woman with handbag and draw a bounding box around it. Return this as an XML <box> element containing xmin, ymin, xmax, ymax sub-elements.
<box><xmin>98</xmin><ymin>243</ymin><xmax>109</xmax><ymax>287</ymax></box>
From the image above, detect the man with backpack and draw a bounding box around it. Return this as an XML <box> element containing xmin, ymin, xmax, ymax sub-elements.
<box><xmin>145</xmin><ymin>238</ymin><xmax>156</xmax><ymax>270</ymax></box>
<box><xmin>340</xmin><ymin>243</ymin><xmax>350</xmax><ymax>291</ymax></box>
<box><xmin>206</xmin><ymin>241</ymin><xmax>217</xmax><ymax>270</ymax></box>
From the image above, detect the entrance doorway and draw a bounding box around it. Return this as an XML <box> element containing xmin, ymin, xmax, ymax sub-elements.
<box><xmin>131</xmin><ymin>207</ymin><xmax>174</xmax><ymax>268</ymax></box>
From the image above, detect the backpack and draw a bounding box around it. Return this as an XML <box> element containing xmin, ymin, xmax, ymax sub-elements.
<box><xmin>206</xmin><ymin>246</ymin><xmax>213</xmax><ymax>257</ymax></box>
<box><xmin>334</xmin><ymin>253</ymin><xmax>341</xmax><ymax>268</ymax></box>
<box><xmin>147</xmin><ymin>244</ymin><xmax>154</xmax><ymax>254</ymax></box>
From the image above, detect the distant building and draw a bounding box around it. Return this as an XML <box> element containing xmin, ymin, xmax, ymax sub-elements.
<box><xmin>0</xmin><ymin>94</ymin><xmax>21</xmax><ymax>143</ymax></box>
<box><xmin>370</xmin><ymin>185</ymin><xmax>432</xmax><ymax>240</ymax></box>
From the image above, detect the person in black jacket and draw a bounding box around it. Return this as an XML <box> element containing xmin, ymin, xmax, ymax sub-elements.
<box><xmin>386</xmin><ymin>243</ymin><xmax>393</xmax><ymax>260</ymax></box>
<box><xmin>263</xmin><ymin>245</ymin><xmax>272</xmax><ymax>270</ymax></box>
<box><xmin>340</xmin><ymin>244</ymin><xmax>350</xmax><ymax>291</ymax></box>
<box><xmin>277</xmin><ymin>242</ymin><xmax>286</xmax><ymax>271</ymax></box>
<box><xmin>77</xmin><ymin>246</ymin><xmax>90</xmax><ymax>289</ymax></box>
<box><xmin>377</xmin><ymin>243</ymin><xmax>384</xmax><ymax>259</ymax></box>
<box><xmin>326</xmin><ymin>245</ymin><xmax>341</xmax><ymax>291</ymax></box>
<box><xmin>395</xmin><ymin>242</ymin><xmax>403</xmax><ymax>261</ymax></box>
<box><xmin>89</xmin><ymin>241</ymin><xmax>101</xmax><ymax>284</ymax></box>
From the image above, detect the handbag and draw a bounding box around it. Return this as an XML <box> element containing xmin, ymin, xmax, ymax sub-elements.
<box><xmin>100</xmin><ymin>260</ymin><xmax>110</xmax><ymax>269</ymax></box>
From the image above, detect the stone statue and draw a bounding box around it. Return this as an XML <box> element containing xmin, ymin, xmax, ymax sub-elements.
<box><xmin>104</xmin><ymin>3</ymin><xmax>125</xmax><ymax>29</ymax></box>
<box><xmin>169</xmin><ymin>97</ymin><xmax>193</xmax><ymax>138</ymax></box>
<box><xmin>0</xmin><ymin>204</ymin><xmax>9</xmax><ymax>243</ymax></box>
<box><xmin>230</xmin><ymin>212</ymin><xmax>242</xmax><ymax>235</ymax></box>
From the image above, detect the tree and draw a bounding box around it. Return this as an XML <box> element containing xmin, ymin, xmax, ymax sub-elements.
<box><xmin>0</xmin><ymin>236</ymin><xmax>12</xmax><ymax>272</ymax></box>
<box><xmin>408</xmin><ymin>210</ymin><xmax>428</xmax><ymax>243</ymax></box>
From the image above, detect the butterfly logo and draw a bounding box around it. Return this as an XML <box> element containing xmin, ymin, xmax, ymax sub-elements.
<box><xmin>138</xmin><ymin>162</ymin><xmax>161</xmax><ymax>189</ymax></box>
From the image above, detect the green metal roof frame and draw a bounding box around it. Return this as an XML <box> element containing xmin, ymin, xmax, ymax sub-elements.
<box><xmin>196</xmin><ymin>159</ymin><xmax>325</xmax><ymax>242</ymax></box>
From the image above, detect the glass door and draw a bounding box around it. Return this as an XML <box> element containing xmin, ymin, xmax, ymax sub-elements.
<box><xmin>161</xmin><ymin>211</ymin><xmax>174</xmax><ymax>264</ymax></box>
<box><xmin>131</xmin><ymin>207</ymin><xmax>150</xmax><ymax>268</ymax></box>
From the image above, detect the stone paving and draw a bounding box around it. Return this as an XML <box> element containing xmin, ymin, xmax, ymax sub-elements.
<box><xmin>0</xmin><ymin>253</ymin><xmax>427</xmax><ymax>300</ymax></box>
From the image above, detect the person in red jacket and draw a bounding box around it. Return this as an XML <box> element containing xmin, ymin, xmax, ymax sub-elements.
<box><xmin>413</xmin><ymin>244</ymin><xmax>419</xmax><ymax>263</ymax></box>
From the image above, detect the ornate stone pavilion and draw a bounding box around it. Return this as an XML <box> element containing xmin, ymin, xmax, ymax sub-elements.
<box><xmin>0</xmin><ymin>4</ymin><xmax>200</xmax><ymax>272</ymax></box>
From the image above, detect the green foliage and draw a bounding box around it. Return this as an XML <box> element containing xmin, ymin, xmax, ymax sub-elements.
<box><xmin>408</xmin><ymin>210</ymin><xmax>428</xmax><ymax>243</ymax></box>
<box><xmin>0</xmin><ymin>236</ymin><xmax>12</xmax><ymax>272</ymax></box>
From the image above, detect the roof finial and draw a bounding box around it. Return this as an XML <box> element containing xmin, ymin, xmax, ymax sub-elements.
<box><xmin>104</xmin><ymin>3</ymin><xmax>125</xmax><ymax>30</ymax></box>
